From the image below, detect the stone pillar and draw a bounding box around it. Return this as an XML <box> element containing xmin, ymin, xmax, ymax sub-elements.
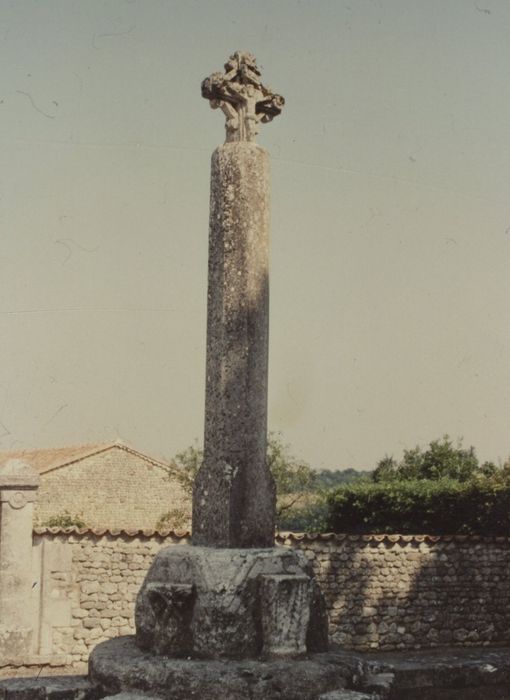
<box><xmin>0</xmin><ymin>459</ymin><xmax>40</xmax><ymax>664</ymax></box>
<box><xmin>192</xmin><ymin>141</ymin><xmax>276</xmax><ymax>548</ymax></box>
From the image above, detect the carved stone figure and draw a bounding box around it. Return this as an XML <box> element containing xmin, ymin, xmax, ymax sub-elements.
<box><xmin>201</xmin><ymin>51</ymin><xmax>285</xmax><ymax>142</ymax></box>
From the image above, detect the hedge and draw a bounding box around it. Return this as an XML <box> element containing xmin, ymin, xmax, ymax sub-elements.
<box><xmin>325</xmin><ymin>478</ymin><xmax>510</xmax><ymax>535</ymax></box>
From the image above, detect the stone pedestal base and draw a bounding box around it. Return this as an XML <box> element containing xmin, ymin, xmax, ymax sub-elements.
<box><xmin>89</xmin><ymin>637</ymin><xmax>358</xmax><ymax>700</ymax></box>
<box><xmin>135</xmin><ymin>546</ymin><xmax>328</xmax><ymax>659</ymax></box>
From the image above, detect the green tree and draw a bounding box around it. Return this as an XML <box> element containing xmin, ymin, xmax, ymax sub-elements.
<box><xmin>479</xmin><ymin>460</ymin><xmax>498</xmax><ymax>478</ymax></box>
<box><xmin>479</xmin><ymin>458</ymin><xmax>508</xmax><ymax>484</ymax></box>
<box><xmin>155</xmin><ymin>442</ymin><xmax>201</xmax><ymax>530</ymax></box>
<box><xmin>266</xmin><ymin>432</ymin><xmax>329</xmax><ymax>530</ymax></box>
<box><xmin>373</xmin><ymin>436</ymin><xmax>481</xmax><ymax>483</ymax></box>
<box><xmin>267</xmin><ymin>432</ymin><xmax>316</xmax><ymax>499</ymax></box>
<box><xmin>167</xmin><ymin>432</ymin><xmax>319</xmax><ymax>529</ymax></box>
<box><xmin>372</xmin><ymin>456</ymin><xmax>398</xmax><ymax>483</ymax></box>
<box><xmin>171</xmin><ymin>440</ymin><xmax>203</xmax><ymax>496</ymax></box>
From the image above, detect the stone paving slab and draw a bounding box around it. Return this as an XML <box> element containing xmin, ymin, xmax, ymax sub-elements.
<box><xmin>318</xmin><ymin>691</ymin><xmax>373</xmax><ymax>700</ymax></box>
<box><xmin>0</xmin><ymin>675</ymin><xmax>99</xmax><ymax>699</ymax></box>
<box><xmin>2</xmin><ymin>645</ymin><xmax>510</xmax><ymax>699</ymax></box>
<box><xmin>102</xmin><ymin>694</ymin><xmax>162</xmax><ymax>700</ymax></box>
<box><xmin>361</xmin><ymin>645</ymin><xmax>510</xmax><ymax>699</ymax></box>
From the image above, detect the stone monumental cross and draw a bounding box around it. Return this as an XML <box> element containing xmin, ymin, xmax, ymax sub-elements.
<box><xmin>192</xmin><ymin>50</ymin><xmax>283</xmax><ymax>549</ymax></box>
<box><xmin>89</xmin><ymin>53</ymin><xmax>349</xmax><ymax>700</ymax></box>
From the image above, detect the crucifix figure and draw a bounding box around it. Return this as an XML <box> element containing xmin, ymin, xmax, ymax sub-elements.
<box><xmin>201</xmin><ymin>51</ymin><xmax>285</xmax><ymax>143</ymax></box>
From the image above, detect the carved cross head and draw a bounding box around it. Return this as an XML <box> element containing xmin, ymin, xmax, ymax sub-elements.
<box><xmin>202</xmin><ymin>51</ymin><xmax>285</xmax><ymax>143</ymax></box>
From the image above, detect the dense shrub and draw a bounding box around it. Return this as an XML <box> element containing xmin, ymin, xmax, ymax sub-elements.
<box><xmin>326</xmin><ymin>478</ymin><xmax>510</xmax><ymax>535</ymax></box>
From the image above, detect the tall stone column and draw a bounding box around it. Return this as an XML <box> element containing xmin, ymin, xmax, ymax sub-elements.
<box><xmin>0</xmin><ymin>459</ymin><xmax>40</xmax><ymax>663</ymax></box>
<box><xmin>90</xmin><ymin>55</ymin><xmax>332</xmax><ymax>695</ymax></box>
<box><xmin>192</xmin><ymin>141</ymin><xmax>275</xmax><ymax>548</ymax></box>
<box><xmin>192</xmin><ymin>52</ymin><xmax>285</xmax><ymax>548</ymax></box>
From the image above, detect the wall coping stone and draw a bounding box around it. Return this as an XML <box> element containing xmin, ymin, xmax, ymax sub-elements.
<box><xmin>33</xmin><ymin>527</ymin><xmax>192</xmax><ymax>538</ymax></box>
<box><xmin>32</xmin><ymin>527</ymin><xmax>510</xmax><ymax>544</ymax></box>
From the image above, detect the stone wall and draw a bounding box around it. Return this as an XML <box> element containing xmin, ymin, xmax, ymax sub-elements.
<box><xmin>284</xmin><ymin>532</ymin><xmax>510</xmax><ymax>651</ymax></box>
<box><xmin>35</xmin><ymin>449</ymin><xmax>190</xmax><ymax>531</ymax></box>
<box><xmin>15</xmin><ymin>528</ymin><xmax>510</xmax><ymax>672</ymax></box>
<box><xmin>29</xmin><ymin>530</ymin><xmax>189</xmax><ymax>668</ymax></box>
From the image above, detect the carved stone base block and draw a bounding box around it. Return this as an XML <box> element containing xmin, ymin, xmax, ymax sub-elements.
<box><xmin>260</xmin><ymin>574</ymin><xmax>310</xmax><ymax>657</ymax></box>
<box><xmin>134</xmin><ymin>546</ymin><xmax>328</xmax><ymax>659</ymax></box>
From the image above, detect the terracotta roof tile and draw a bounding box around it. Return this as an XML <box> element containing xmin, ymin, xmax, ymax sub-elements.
<box><xmin>33</xmin><ymin>526</ymin><xmax>191</xmax><ymax>538</ymax></box>
<box><xmin>0</xmin><ymin>441</ymin><xmax>175</xmax><ymax>475</ymax></box>
<box><xmin>31</xmin><ymin>528</ymin><xmax>510</xmax><ymax>543</ymax></box>
<box><xmin>275</xmin><ymin>532</ymin><xmax>510</xmax><ymax>544</ymax></box>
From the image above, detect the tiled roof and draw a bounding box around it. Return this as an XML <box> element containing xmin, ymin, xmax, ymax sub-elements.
<box><xmin>33</xmin><ymin>526</ymin><xmax>191</xmax><ymax>538</ymax></box>
<box><xmin>277</xmin><ymin>532</ymin><xmax>510</xmax><ymax>543</ymax></box>
<box><xmin>0</xmin><ymin>440</ymin><xmax>175</xmax><ymax>475</ymax></box>
<box><xmin>31</xmin><ymin>528</ymin><xmax>510</xmax><ymax>544</ymax></box>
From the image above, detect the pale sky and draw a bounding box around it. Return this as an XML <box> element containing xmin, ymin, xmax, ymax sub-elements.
<box><xmin>2</xmin><ymin>0</ymin><xmax>510</xmax><ymax>470</ymax></box>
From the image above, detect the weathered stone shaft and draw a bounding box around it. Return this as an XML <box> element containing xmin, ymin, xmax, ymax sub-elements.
<box><xmin>192</xmin><ymin>141</ymin><xmax>276</xmax><ymax>548</ymax></box>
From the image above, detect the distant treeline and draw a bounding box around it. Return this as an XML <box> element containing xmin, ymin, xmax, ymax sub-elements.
<box><xmin>313</xmin><ymin>468</ymin><xmax>369</xmax><ymax>490</ymax></box>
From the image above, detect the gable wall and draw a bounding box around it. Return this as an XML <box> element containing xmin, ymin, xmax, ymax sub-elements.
<box><xmin>34</xmin><ymin>449</ymin><xmax>190</xmax><ymax>530</ymax></box>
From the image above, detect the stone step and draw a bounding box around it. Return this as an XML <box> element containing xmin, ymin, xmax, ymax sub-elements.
<box><xmin>317</xmin><ymin>691</ymin><xmax>374</xmax><ymax>700</ymax></box>
<box><xmin>102</xmin><ymin>694</ymin><xmax>162</xmax><ymax>700</ymax></box>
<box><xmin>0</xmin><ymin>675</ymin><xmax>97</xmax><ymax>699</ymax></box>
<box><xmin>359</xmin><ymin>671</ymin><xmax>395</xmax><ymax>698</ymax></box>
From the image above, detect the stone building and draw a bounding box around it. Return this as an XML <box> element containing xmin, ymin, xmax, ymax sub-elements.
<box><xmin>0</xmin><ymin>441</ymin><xmax>190</xmax><ymax>531</ymax></box>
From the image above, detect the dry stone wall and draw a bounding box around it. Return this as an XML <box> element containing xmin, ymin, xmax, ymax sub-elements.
<box><xmin>284</xmin><ymin>533</ymin><xmax>510</xmax><ymax>651</ymax></box>
<box><xmin>16</xmin><ymin>529</ymin><xmax>510</xmax><ymax>672</ymax></box>
<box><xmin>33</xmin><ymin>530</ymin><xmax>189</xmax><ymax>667</ymax></box>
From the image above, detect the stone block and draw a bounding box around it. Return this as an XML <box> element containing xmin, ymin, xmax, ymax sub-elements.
<box><xmin>317</xmin><ymin>692</ymin><xmax>373</xmax><ymax>700</ymax></box>
<box><xmin>143</xmin><ymin>583</ymin><xmax>195</xmax><ymax>656</ymax></box>
<box><xmin>44</xmin><ymin>598</ymin><xmax>72</xmax><ymax>628</ymax></box>
<box><xmin>259</xmin><ymin>574</ymin><xmax>310</xmax><ymax>657</ymax></box>
<box><xmin>0</xmin><ymin>628</ymin><xmax>33</xmax><ymax>666</ymax></box>
<box><xmin>135</xmin><ymin>545</ymin><xmax>327</xmax><ymax>659</ymax></box>
<box><xmin>0</xmin><ymin>675</ymin><xmax>98</xmax><ymax>699</ymax></box>
<box><xmin>360</xmin><ymin>671</ymin><xmax>395</xmax><ymax>698</ymax></box>
<box><xmin>102</xmin><ymin>695</ymin><xmax>162</xmax><ymax>700</ymax></box>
